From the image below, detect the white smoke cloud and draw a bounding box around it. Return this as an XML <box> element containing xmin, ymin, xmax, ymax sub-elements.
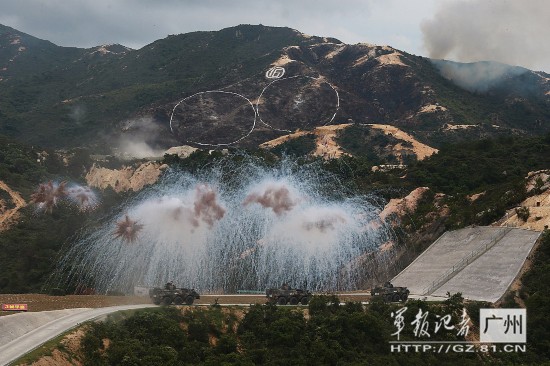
<box><xmin>116</xmin><ymin>116</ymin><xmax>166</xmax><ymax>159</ymax></box>
<box><xmin>422</xmin><ymin>0</ymin><xmax>550</xmax><ymax>72</ymax></box>
<box><xmin>431</xmin><ymin>60</ymin><xmax>528</xmax><ymax>93</ymax></box>
<box><xmin>68</xmin><ymin>104</ymin><xmax>86</xmax><ymax>125</ymax></box>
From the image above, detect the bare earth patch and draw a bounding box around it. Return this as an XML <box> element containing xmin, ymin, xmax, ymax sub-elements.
<box><xmin>260</xmin><ymin>123</ymin><xmax>352</xmax><ymax>159</ymax></box>
<box><xmin>380</xmin><ymin>187</ymin><xmax>430</xmax><ymax>222</ymax></box>
<box><xmin>419</xmin><ymin>104</ymin><xmax>448</xmax><ymax>113</ymax></box>
<box><xmin>85</xmin><ymin>162</ymin><xmax>168</xmax><ymax>193</ymax></box>
<box><xmin>443</xmin><ymin>123</ymin><xmax>477</xmax><ymax>131</ymax></box>
<box><xmin>21</xmin><ymin>327</ymin><xmax>87</xmax><ymax>366</ymax></box>
<box><xmin>366</xmin><ymin>124</ymin><xmax>438</xmax><ymax>161</ymax></box>
<box><xmin>495</xmin><ymin>170</ymin><xmax>550</xmax><ymax>231</ymax></box>
<box><xmin>0</xmin><ymin>181</ymin><xmax>26</xmax><ymax>232</ymax></box>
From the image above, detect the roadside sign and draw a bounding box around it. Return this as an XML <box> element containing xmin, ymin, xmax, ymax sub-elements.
<box><xmin>1</xmin><ymin>303</ymin><xmax>28</xmax><ymax>311</ymax></box>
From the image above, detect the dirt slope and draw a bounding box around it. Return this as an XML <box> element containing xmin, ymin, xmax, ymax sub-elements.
<box><xmin>260</xmin><ymin>123</ymin><xmax>352</xmax><ymax>159</ymax></box>
<box><xmin>85</xmin><ymin>162</ymin><xmax>168</xmax><ymax>193</ymax></box>
<box><xmin>495</xmin><ymin>170</ymin><xmax>550</xmax><ymax>231</ymax></box>
<box><xmin>0</xmin><ymin>180</ymin><xmax>26</xmax><ymax>232</ymax></box>
<box><xmin>366</xmin><ymin>124</ymin><xmax>438</xmax><ymax>161</ymax></box>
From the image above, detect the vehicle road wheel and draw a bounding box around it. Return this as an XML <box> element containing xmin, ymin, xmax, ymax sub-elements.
<box><xmin>392</xmin><ymin>293</ymin><xmax>401</xmax><ymax>302</ymax></box>
<box><xmin>300</xmin><ymin>297</ymin><xmax>309</xmax><ymax>305</ymax></box>
<box><xmin>186</xmin><ymin>295</ymin><xmax>195</xmax><ymax>305</ymax></box>
<box><xmin>174</xmin><ymin>296</ymin><xmax>183</xmax><ymax>305</ymax></box>
<box><xmin>401</xmin><ymin>293</ymin><xmax>409</xmax><ymax>302</ymax></box>
<box><xmin>162</xmin><ymin>296</ymin><xmax>172</xmax><ymax>306</ymax></box>
<box><xmin>289</xmin><ymin>297</ymin><xmax>299</xmax><ymax>305</ymax></box>
<box><xmin>384</xmin><ymin>294</ymin><xmax>393</xmax><ymax>303</ymax></box>
<box><xmin>153</xmin><ymin>298</ymin><xmax>161</xmax><ymax>305</ymax></box>
<box><xmin>277</xmin><ymin>297</ymin><xmax>287</xmax><ymax>305</ymax></box>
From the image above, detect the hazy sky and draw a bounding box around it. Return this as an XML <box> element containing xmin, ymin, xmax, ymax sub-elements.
<box><xmin>1</xmin><ymin>0</ymin><xmax>548</xmax><ymax>72</ymax></box>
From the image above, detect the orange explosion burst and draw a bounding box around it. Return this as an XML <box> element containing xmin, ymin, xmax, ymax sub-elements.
<box><xmin>113</xmin><ymin>215</ymin><xmax>144</xmax><ymax>243</ymax></box>
<box><xmin>31</xmin><ymin>181</ymin><xmax>67</xmax><ymax>212</ymax></box>
<box><xmin>67</xmin><ymin>186</ymin><xmax>98</xmax><ymax>211</ymax></box>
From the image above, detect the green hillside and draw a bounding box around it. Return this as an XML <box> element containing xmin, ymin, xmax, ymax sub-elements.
<box><xmin>0</xmin><ymin>24</ymin><xmax>548</xmax><ymax>149</ymax></box>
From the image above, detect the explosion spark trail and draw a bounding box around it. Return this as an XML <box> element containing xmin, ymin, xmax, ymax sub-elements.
<box><xmin>31</xmin><ymin>181</ymin><xmax>67</xmax><ymax>213</ymax></box>
<box><xmin>114</xmin><ymin>215</ymin><xmax>144</xmax><ymax>243</ymax></box>
<box><xmin>31</xmin><ymin>181</ymin><xmax>99</xmax><ymax>213</ymax></box>
<box><xmin>54</xmin><ymin>156</ymin><xmax>393</xmax><ymax>293</ymax></box>
<box><xmin>67</xmin><ymin>184</ymin><xmax>99</xmax><ymax>211</ymax></box>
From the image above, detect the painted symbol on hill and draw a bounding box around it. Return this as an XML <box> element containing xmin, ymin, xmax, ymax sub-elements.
<box><xmin>265</xmin><ymin>66</ymin><xmax>285</xmax><ymax>79</ymax></box>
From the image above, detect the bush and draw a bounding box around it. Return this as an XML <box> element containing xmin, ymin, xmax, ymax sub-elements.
<box><xmin>516</xmin><ymin>206</ymin><xmax>530</xmax><ymax>222</ymax></box>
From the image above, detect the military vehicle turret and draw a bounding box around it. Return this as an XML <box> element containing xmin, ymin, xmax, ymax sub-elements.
<box><xmin>266</xmin><ymin>284</ymin><xmax>312</xmax><ymax>305</ymax></box>
<box><xmin>370</xmin><ymin>282</ymin><xmax>409</xmax><ymax>303</ymax></box>
<box><xmin>149</xmin><ymin>282</ymin><xmax>200</xmax><ymax>305</ymax></box>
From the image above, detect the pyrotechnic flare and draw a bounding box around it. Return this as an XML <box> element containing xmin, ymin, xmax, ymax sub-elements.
<box><xmin>243</xmin><ymin>183</ymin><xmax>298</xmax><ymax>215</ymax></box>
<box><xmin>193</xmin><ymin>184</ymin><xmax>225</xmax><ymax>227</ymax></box>
<box><xmin>114</xmin><ymin>215</ymin><xmax>144</xmax><ymax>243</ymax></box>
<box><xmin>31</xmin><ymin>181</ymin><xmax>67</xmax><ymax>212</ymax></box>
<box><xmin>67</xmin><ymin>185</ymin><xmax>99</xmax><ymax>211</ymax></box>
<box><xmin>56</xmin><ymin>156</ymin><xmax>391</xmax><ymax>293</ymax></box>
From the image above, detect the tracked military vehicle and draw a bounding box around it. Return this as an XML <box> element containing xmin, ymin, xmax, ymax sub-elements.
<box><xmin>266</xmin><ymin>284</ymin><xmax>312</xmax><ymax>305</ymax></box>
<box><xmin>370</xmin><ymin>282</ymin><xmax>409</xmax><ymax>303</ymax></box>
<box><xmin>149</xmin><ymin>282</ymin><xmax>200</xmax><ymax>305</ymax></box>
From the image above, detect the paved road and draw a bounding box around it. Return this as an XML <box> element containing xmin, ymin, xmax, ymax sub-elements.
<box><xmin>0</xmin><ymin>304</ymin><xmax>155</xmax><ymax>366</ymax></box>
<box><xmin>0</xmin><ymin>291</ymin><xmax>433</xmax><ymax>365</ymax></box>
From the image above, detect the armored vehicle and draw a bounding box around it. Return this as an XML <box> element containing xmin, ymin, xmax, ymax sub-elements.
<box><xmin>149</xmin><ymin>282</ymin><xmax>200</xmax><ymax>305</ymax></box>
<box><xmin>370</xmin><ymin>282</ymin><xmax>409</xmax><ymax>303</ymax></box>
<box><xmin>266</xmin><ymin>284</ymin><xmax>312</xmax><ymax>305</ymax></box>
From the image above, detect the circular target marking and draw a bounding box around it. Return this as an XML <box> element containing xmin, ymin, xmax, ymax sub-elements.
<box><xmin>255</xmin><ymin>75</ymin><xmax>340</xmax><ymax>133</ymax></box>
<box><xmin>265</xmin><ymin>66</ymin><xmax>285</xmax><ymax>79</ymax></box>
<box><xmin>169</xmin><ymin>90</ymin><xmax>257</xmax><ymax>147</ymax></box>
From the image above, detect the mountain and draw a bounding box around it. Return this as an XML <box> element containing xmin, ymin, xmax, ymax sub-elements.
<box><xmin>0</xmin><ymin>24</ymin><xmax>549</xmax><ymax>150</ymax></box>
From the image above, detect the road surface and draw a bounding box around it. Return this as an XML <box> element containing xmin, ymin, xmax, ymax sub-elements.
<box><xmin>0</xmin><ymin>304</ymin><xmax>155</xmax><ymax>366</ymax></box>
<box><xmin>0</xmin><ymin>292</ymin><xmax>400</xmax><ymax>365</ymax></box>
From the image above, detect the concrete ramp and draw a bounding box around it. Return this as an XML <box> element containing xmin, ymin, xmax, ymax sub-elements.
<box><xmin>392</xmin><ymin>227</ymin><xmax>540</xmax><ymax>302</ymax></box>
<box><xmin>432</xmin><ymin>229</ymin><xmax>540</xmax><ymax>302</ymax></box>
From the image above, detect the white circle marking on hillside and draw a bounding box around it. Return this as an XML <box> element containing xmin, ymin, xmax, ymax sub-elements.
<box><xmin>255</xmin><ymin>75</ymin><xmax>340</xmax><ymax>133</ymax></box>
<box><xmin>169</xmin><ymin>90</ymin><xmax>257</xmax><ymax>147</ymax></box>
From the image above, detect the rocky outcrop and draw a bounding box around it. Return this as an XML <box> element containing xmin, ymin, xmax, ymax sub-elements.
<box><xmin>163</xmin><ymin>145</ymin><xmax>198</xmax><ymax>158</ymax></box>
<box><xmin>85</xmin><ymin>162</ymin><xmax>168</xmax><ymax>192</ymax></box>
<box><xmin>380</xmin><ymin>187</ymin><xmax>431</xmax><ymax>222</ymax></box>
<box><xmin>495</xmin><ymin>170</ymin><xmax>550</xmax><ymax>231</ymax></box>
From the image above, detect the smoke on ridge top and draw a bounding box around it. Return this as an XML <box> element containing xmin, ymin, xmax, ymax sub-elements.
<box><xmin>421</xmin><ymin>0</ymin><xmax>549</xmax><ymax>92</ymax></box>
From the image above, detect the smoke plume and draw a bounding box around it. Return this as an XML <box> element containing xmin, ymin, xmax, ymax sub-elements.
<box><xmin>422</xmin><ymin>0</ymin><xmax>549</xmax><ymax>71</ymax></box>
<box><xmin>55</xmin><ymin>156</ymin><xmax>392</xmax><ymax>292</ymax></box>
<box><xmin>243</xmin><ymin>181</ymin><xmax>300</xmax><ymax>216</ymax></box>
<box><xmin>31</xmin><ymin>181</ymin><xmax>98</xmax><ymax>212</ymax></box>
<box><xmin>116</xmin><ymin>117</ymin><xmax>167</xmax><ymax>159</ymax></box>
<box><xmin>422</xmin><ymin>0</ymin><xmax>549</xmax><ymax>90</ymax></box>
<box><xmin>431</xmin><ymin>60</ymin><xmax>528</xmax><ymax>93</ymax></box>
<box><xmin>193</xmin><ymin>184</ymin><xmax>226</xmax><ymax>227</ymax></box>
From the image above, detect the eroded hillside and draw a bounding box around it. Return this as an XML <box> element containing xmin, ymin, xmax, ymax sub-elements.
<box><xmin>0</xmin><ymin>181</ymin><xmax>26</xmax><ymax>232</ymax></box>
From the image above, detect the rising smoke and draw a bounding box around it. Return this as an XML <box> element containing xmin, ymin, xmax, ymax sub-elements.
<box><xmin>31</xmin><ymin>181</ymin><xmax>99</xmax><ymax>212</ymax></box>
<box><xmin>431</xmin><ymin>60</ymin><xmax>528</xmax><ymax>93</ymax></box>
<box><xmin>116</xmin><ymin>117</ymin><xmax>169</xmax><ymax>159</ymax></box>
<box><xmin>243</xmin><ymin>181</ymin><xmax>300</xmax><ymax>216</ymax></box>
<box><xmin>53</xmin><ymin>156</ymin><xmax>393</xmax><ymax>293</ymax></box>
<box><xmin>422</xmin><ymin>0</ymin><xmax>549</xmax><ymax>91</ymax></box>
